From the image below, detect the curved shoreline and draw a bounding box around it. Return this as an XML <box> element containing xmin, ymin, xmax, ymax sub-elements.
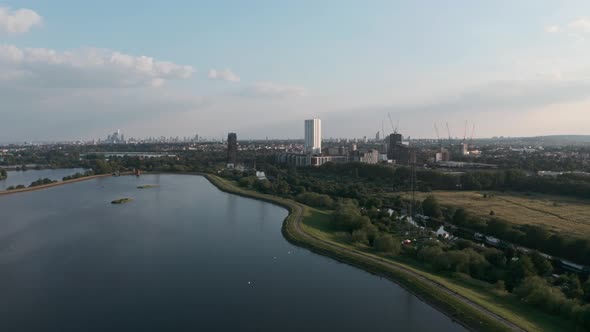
<box><xmin>0</xmin><ymin>171</ymin><xmax>524</xmax><ymax>331</ymax></box>
<box><xmin>0</xmin><ymin>173</ymin><xmax>113</xmax><ymax>196</ymax></box>
<box><xmin>204</xmin><ymin>174</ymin><xmax>524</xmax><ymax>332</ymax></box>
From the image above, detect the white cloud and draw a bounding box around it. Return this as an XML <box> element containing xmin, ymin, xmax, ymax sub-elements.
<box><xmin>545</xmin><ymin>25</ymin><xmax>560</xmax><ymax>33</ymax></box>
<box><xmin>546</xmin><ymin>18</ymin><xmax>590</xmax><ymax>41</ymax></box>
<box><xmin>208</xmin><ymin>68</ymin><xmax>240</xmax><ymax>82</ymax></box>
<box><xmin>569</xmin><ymin>18</ymin><xmax>590</xmax><ymax>34</ymax></box>
<box><xmin>242</xmin><ymin>82</ymin><xmax>308</xmax><ymax>98</ymax></box>
<box><xmin>0</xmin><ymin>6</ymin><xmax>42</xmax><ymax>34</ymax></box>
<box><xmin>0</xmin><ymin>44</ymin><xmax>195</xmax><ymax>87</ymax></box>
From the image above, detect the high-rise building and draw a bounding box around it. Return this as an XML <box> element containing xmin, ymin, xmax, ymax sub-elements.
<box><xmin>304</xmin><ymin>119</ymin><xmax>322</xmax><ymax>154</ymax></box>
<box><xmin>227</xmin><ymin>133</ymin><xmax>237</xmax><ymax>167</ymax></box>
<box><xmin>387</xmin><ymin>133</ymin><xmax>409</xmax><ymax>164</ymax></box>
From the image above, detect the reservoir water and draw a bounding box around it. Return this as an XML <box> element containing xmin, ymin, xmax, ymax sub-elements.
<box><xmin>0</xmin><ymin>174</ymin><xmax>466</xmax><ymax>331</ymax></box>
<box><xmin>0</xmin><ymin>168</ymin><xmax>87</xmax><ymax>191</ymax></box>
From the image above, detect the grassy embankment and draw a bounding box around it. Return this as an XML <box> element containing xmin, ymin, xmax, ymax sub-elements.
<box><xmin>206</xmin><ymin>175</ymin><xmax>571</xmax><ymax>332</ymax></box>
<box><xmin>403</xmin><ymin>191</ymin><xmax>590</xmax><ymax>237</ymax></box>
<box><xmin>0</xmin><ymin>173</ymin><xmax>113</xmax><ymax>196</ymax></box>
<box><xmin>302</xmin><ymin>208</ymin><xmax>576</xmax><ymax>332</ymax></box>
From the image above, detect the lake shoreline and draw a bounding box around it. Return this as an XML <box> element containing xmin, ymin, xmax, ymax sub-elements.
<box><xmin>0</xmin><ymin>171</ymin><xmax>522</xmax><ymax>331</ymax></box>
<box><xmin>204</xmin><ymin>174</ymin><xmax>521</xmax><ymax>332</ymax></box>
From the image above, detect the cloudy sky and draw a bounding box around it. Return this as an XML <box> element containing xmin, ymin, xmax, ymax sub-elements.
<box><xmin>1</xmin><ymin>0</ymin><xmax>590</xmax><ymax>141</ymax></box>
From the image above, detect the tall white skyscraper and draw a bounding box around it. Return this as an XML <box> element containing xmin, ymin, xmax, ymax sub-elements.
<box><xmin>304</xmin><ymin>118</ymin><xmax>322</xmax><ymax>154</ymax></box>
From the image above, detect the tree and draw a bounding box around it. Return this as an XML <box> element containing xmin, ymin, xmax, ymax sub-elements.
<box><xmin>255</xmin><ymin>179</ymin><xmax>273</xmax><ymax>193</ymax></box>
<box><xmin>507</xmin><ymin>256</ymin><xmax>536</xmax><ymax>290</ymax></box>
<box><xmin>514</xmin><ymin>276</ymin><xmax>570</xmax><ymax>315</ymax></box>
<box><xmin>529</xmin><ymin>251</ymin><xmax>553</xmax><ymax>277</ymax></box>
<box><xmin>0</xmin><ymin>169</ymin><xmax>6</xmax><ymax>179</ymax></box>
<box><xmin>417</xmin><ymin>245</ymin><xmax>443</xmax><ymax>264</ymax></box>
<box><xmin>238</xmin><ymin>176</ymin><xmax>256</xmax><ymax>188</ymax></box>
<box><xmin>452</xmin><ymin>208</ymin><xmax>467</xmax><ymax>226</ymax></box>
<box><xmin>374</xmin><ymin>235</ymin><xmax>400</xmax><ymax>254</ymax></box>
<box><xmin>557</xmin><ymin>274</ymin><xmax>583</xmax><ymax>300</ymax></box>
<box><xmin>332</xmin><ymin>200</ymin><xmax>370</xmax><ymax>232</ymax></box>
<box><xmin>94</xmin><ymin>159</ymin><xmax>113</xmax><ymax>174</ymax></box>
<box><xmin>583</xmin><ymin>278</ymin><xmax>590</xmax><ymax>302</ymax></box>
<box><xmin>274</xmin><ymin>180</ymin><xmax>290</xmax><ymax>195</ymax></box>
<box><xmin>422</xmin><ymin>196</ymin><xmax>442</xmax><ymax>219</ymax></box>
<box><xmin>351</xmin><ymin>229</ymin><xmax>369</xmax><ymax>245</ymax></box>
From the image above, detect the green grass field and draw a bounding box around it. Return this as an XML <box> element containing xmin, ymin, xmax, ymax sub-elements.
<box><xmin>402</xmin><ymin>190</ymin><xmax>590</xmax><ymax>236</ymax></box>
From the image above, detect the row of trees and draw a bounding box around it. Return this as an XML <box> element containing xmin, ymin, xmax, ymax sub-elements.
<box><xmin>440</xmin><ymin>202</ymin><xmax>590</xmax><ymax>266</ymax></box>
<box><xmin>515</xmin><ymin>276</ymin><xmax>590</xmax><ymax>329</ymax></box>
<box><xmin>304</xmin><ymin>161</ymin><xmax>590</xmax><ymax>200</ymax></box>
<box><xmin>62</xmin><ymin>170</ymin><xmax>95</xmax><ymax>181</ymax></box>
<box><xmin>408</xmin><ymin>233</ymin><xmax>590</xmax><ymax>329</ymax></box>
<box><xmin>29</xmin><ymin>178</ymin><xmax>58</xmax><ymax>187</ymax></box>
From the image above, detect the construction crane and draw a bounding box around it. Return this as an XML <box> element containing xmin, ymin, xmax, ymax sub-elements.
<box><xmin>434</xmin><ymin>123</ymin><xmax>440</xmax><ymax>141</ymax></box>
<box><xmin>381</xmin><ymin>120</ymin><xmax>385</xmax><ymax>141</ymax></box>
<box><xmin>469</xmin><ymin>123</ymin><xmax>476</xmax><ymax>146</ymax></box>
<box><xmin>446</xmin><ymin>122</ymin><xmax>452</xmax><ymax>144</ymax></box>
<box><xmin>463</xmin><ymin>120</ymin><xmax>468</xmax><ymax>143</ymax></box>
<box><xmin>387</xmin><ymin>112</ymin><xmax>398</xmax><ymax>134</ymax></box>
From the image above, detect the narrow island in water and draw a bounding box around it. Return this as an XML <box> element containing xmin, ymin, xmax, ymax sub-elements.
<box><xmin>111</xmin><ymin>198</ymin><xmax>133</xmax><ymax>204</ymax></box>
<box><xmin>137</xmin><ymin>185</ymin><xmax>158</xmax><ymax>189</ymax></box>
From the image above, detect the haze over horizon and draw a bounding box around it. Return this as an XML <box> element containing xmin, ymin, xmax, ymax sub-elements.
<box><xmin>1</xmin><ymin>1</ymin><xmax>590</xmax><ymax>141</ymax></box>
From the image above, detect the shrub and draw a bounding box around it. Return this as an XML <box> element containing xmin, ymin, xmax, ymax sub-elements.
<box><xmin>374</xmin><ymin>235</ymin><xmax>400</xmax><ymax>254</ymax></box>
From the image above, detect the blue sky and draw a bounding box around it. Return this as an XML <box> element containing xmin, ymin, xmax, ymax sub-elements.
<box><xmin>1</xmin><ymin>1</ymin><xmax>590</xmax><ymax>141</ymax></box>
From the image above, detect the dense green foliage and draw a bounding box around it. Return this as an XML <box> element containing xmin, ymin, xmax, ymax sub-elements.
<box><xmin>6</xmin><ymin>184</ymin><xmax>26</xmax><ymax>190</ymax></box>
<box><xmin>29</xmin><ymin>178</ymin><xmax>57</xmax><ymax>187</ymax></box>
<box><xmin>294</xmin><ymin>192</ymin><xmax>334</xmax><ymax>208</ymax></box>
<box><xmin>515</xmin><ymin>276</ymin><xmax>590</xmax><ymax>329</ymax></box>
<box><xmin>445</xmin><ymin>206</ymin><xmax>590</xmax><ymax>266</ymax></box>
<box><xmin>62</xmin><ymin>171</ymin><xmax>95</xmax><ymax>181</ymax></box>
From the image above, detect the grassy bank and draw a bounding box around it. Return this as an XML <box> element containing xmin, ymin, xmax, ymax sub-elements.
<box><xmin>205</xmin><ymin>174</ymin><xmax>526</xmax><ymax>332</ymax></box>
<box><xmin>301</xmin><ymin>207</ymin><xmax>576</xmax><ymax>332</ymax></box>
<box><xmin>0</xmin><ymin>173</ymin><xmax>113</xmax><ymax>196</ymax></box>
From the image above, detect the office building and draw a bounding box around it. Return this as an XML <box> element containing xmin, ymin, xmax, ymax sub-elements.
<box><xmin>304</xmin><ymin>119</ymin><xmax>322</xmax><ymax>154</ymax></box>
<box><xmin>387</xmin><ymin>133</ymin><xmax>410</xmax><ymax>164</ymax></box>
<box><xmin>227</xmin><ymin>133</ymin><xmax>237</xmax><ymax>167</ymax></box>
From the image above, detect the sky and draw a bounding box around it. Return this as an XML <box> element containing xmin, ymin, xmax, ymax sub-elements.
<box><xmin>1</xmin><ymin>0</ymin><xmax>590</xmax><ymax>141</ymax></box>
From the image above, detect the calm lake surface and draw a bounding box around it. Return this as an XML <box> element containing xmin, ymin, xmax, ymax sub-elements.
<box><xmin>0</xmin><ymin>168</ymin><xmax>87</xmax><ymax>190</ymax></box>
<box><xmin>0</xmin><ymin>174</ymin><xmax>466</xmax><ymax>332</ymax></box>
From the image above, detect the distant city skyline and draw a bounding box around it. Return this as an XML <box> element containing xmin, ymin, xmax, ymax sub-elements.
<box><xmin>1</xmin><ymin>1</ymin><xmax>590</xmax><ymax>141</ymax></box>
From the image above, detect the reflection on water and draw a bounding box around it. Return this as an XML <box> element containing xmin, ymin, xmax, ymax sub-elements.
<box><xmin>227</xmin><ymin>193</ymin><xmax>237</xmax><ymax>224</ymax></box>
<box><xmin>258</xmin><ymin>200</ymin><xmax>267</xmax><ymax>230</ymax></box>
<box><xmin>0</xmin><ymin>174</ymin><xmax>466</xmax><ymax>332</ymax></box>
